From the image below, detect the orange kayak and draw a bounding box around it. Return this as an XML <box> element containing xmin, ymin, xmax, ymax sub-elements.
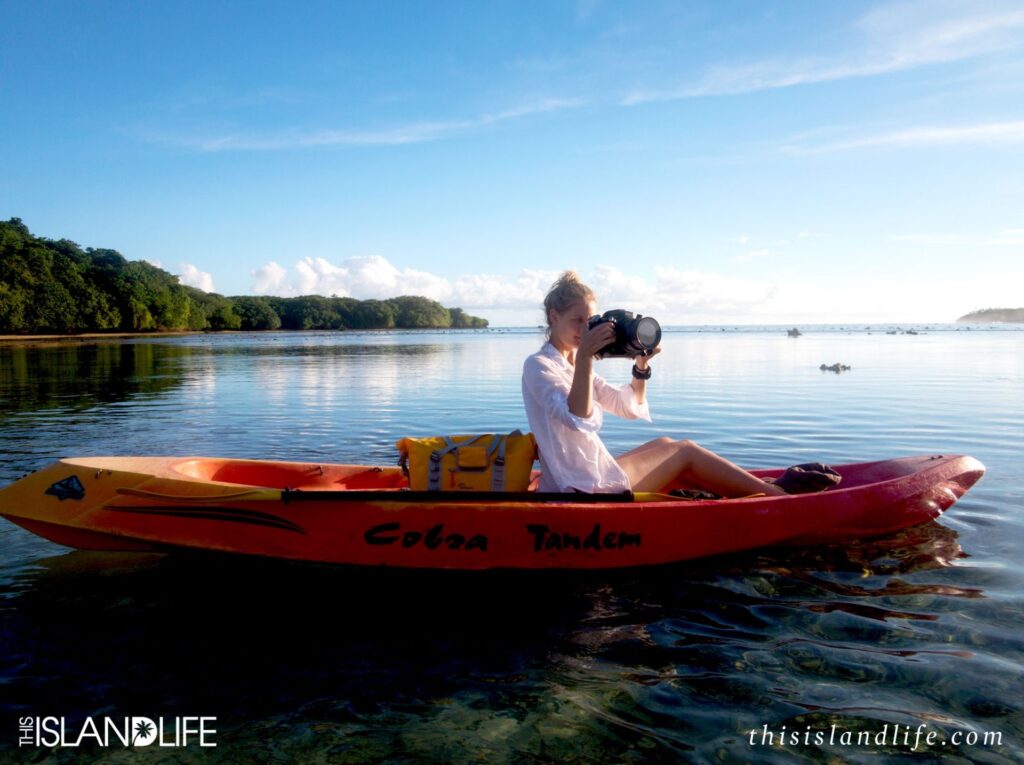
<box><xmin>0</xmin><ymin>454</ymin><xmax>984</xmax><ymax>570</ymax></box>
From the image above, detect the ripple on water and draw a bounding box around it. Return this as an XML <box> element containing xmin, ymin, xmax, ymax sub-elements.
<box><xmin>1</xmin><ymin>330</ymin><xmax>1023</xmax><ymax>763</ymax></box>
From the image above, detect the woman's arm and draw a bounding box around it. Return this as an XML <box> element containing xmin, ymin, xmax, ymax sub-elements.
<box><xmin>567</xmin><ymin>353</ymin><xmax>595</xmax><ymax>418</ymax></box>
<box><xmin>567</xmin><ymin>321</ymin><xmax>617</xmax><ymax>418</ymax></box>
<box><xmin>629</xmin><ymin>348</ymin><xmax>659</xmax><ymax>404</ymax></box>
<box><xmin>592</xmin><ymin>347</ymin><xmax>660</xmax><ymax>420</ymax></box>
<box><xmin>631</xmin><ymin>357</ymin><xmax>648</xmax><ymax>405</ymax></box>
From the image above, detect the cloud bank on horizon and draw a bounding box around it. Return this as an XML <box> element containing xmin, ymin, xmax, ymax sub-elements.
<box><xmin>238</xmin><ymin>250</ymin><xmax>999</xmax><ymax>326</ymax></box>
<box><xmin>2</xmin><ymin>0</ymin><xmax>1022</xmax><ymax>324</ymax></box>
<box><xmin>242</xmin><ymin>256</ymin><xmax>786</xmax><ymax>326</ymax></box>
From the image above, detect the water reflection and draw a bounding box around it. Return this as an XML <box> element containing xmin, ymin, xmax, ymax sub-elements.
<box><xmin>0</xmin><ymin>343</ymin><xmax>192</xmax><ymax>414</ymax></box>
<box><xmin>0</xmin><ymin>330</ymin><xmax>1022</xmax><ymax>763</ymax></box>
<box><xmin>1</xmin><ymin>519</ymin><xmax>1020</xmax><ymax>762</ymax></box>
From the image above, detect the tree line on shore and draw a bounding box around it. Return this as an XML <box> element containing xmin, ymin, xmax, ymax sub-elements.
<box><xmin>0</xmin><ymin>218</ymin><xmax>488</xmax><ymax>333</ymax></box>
<box><xmin>956</xmin><ymin>308</ymin><xmax>1024</xmax><ymax>323</ymax></box>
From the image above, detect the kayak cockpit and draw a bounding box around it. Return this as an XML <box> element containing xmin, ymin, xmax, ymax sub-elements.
<box><xmin>64</xmin><ymin>456</ymin><xmax>410</xmax><ymax>491</ymax></box>
<box><xmin>57</xmin><ymin>454</ymin><xmax>975</xmax><ymax>497</ymax></box>
<box><xmin>171</xmin><ymin>459</ymin><xmax>411</xmax><ymax>490</ymax></box>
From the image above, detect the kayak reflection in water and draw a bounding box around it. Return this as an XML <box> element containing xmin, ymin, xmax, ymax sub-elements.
<box><xmin>522</xmin><ymin>271</ymin><xmax>837</xmax><ymax>497</ymax></box>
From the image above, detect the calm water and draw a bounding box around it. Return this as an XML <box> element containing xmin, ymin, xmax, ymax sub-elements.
<box><xmin>0</xmin><ymin>327</ymin><xmax>1022</xmax><ymax>764</ymax></box>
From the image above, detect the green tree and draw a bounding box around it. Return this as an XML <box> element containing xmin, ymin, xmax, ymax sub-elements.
<box><xmin>0</xmin><ymin>218</ymin><xmax>489</xmax><ymax>334</ymax></box>
<box><xmin>184</xmin><ymin>288</ymin><xmax>240</xmax><ymax>330</ymax></box>
<box><xmin>279</xmin><ymin>296</ymin><xmax>343</xmax><ymax>330</ymax></box>
<box><xmin>0</xmin><ymin>282</ymin><xmax>29</xmax><ymax>331</ymax></box>
<box><xmin>448</xmin><ymin>307</ymin><xmax>488</xmax><ymax>328</ymax></box>
<box><xmin>208</xmin><ymin>304</ymin><xmax>242</xmax><ymax>330</ymax></box>
<box><xmin>387</xmin><ymin>295</ymin><xmax>451</xmax><ymax>328</ymax></box>
<box><xmin>231</xmin><ymin>296</ymin><xmax>282</xmax><ymax>330</ymax></box>
<box><xmin>352</xmin><ymin>299</ymin><xmax>395</xmax><ymax>328</ymax></box>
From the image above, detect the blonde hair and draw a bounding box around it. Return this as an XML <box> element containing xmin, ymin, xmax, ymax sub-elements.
<box><xmin>543</xmin><ymin>271</ymin><xmax>596</xmax><ymax>335</ymax></box>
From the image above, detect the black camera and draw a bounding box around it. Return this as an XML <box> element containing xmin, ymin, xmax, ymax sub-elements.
<box><xmin>587</xmin><ymin>310</ymin><xmax>662</xmax><ymax>359</ymax></box>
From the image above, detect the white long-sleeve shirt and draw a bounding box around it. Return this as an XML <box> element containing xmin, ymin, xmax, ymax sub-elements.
<box><xmin>522</xmin><ymin>341</ymin><xmax>652</xmax><ymax>493</ymax></box>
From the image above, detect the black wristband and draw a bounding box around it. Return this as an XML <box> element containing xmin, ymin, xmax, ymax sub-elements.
<box><xmin>632</xmin><ymin>363</ymin><xmax>652</xmax><ymax>380</ymax></box>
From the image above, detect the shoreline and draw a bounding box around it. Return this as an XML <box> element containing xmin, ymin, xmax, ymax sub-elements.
<box><xmin>0</xmin><ymin>331</ymin><xmax>204</xmax><ymax>346</ymax></box>
<box><xmin>1</xmin><ymin>322</ymin><xmax>1020</xmax><ymax>347</ymax></box>
<box><xmin>0</xmin><ymin>328</ymin><xmax>495</xmax><ymax>346</ymax></box>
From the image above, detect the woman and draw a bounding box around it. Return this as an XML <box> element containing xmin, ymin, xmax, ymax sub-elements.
<box><xmin>522</xmin><ymin>271</ymin><xmax>835</xmax><ymax>496</ymax></box>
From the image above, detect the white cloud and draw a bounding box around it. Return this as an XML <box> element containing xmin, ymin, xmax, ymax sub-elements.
<box><xmin>256</xmin><ymin>254</ymin><xmax>456</xmax><ymax>301</ymax></box>
<box><xmin>648</xmin><ymin>266</ymin><xmax>779</xmax><ymax>316</ymax></box>
<box><xmin>736</xmin><ymin>248</ymin><xmax>770</xmax><ymax>263</ymax></box>
<box><xmin>156</xmin><ymin>98</ymin><xmax>585</xmax><ymax>152</ymax></box>
<box><xmin>449</xmin><ymin>269</ymin><xmax>559</xmax><ymax>310</ymax></box>
<box><xmin>240</xmin><ymin>256</ymin><xmax>783</xmax><ymax>324</ymax></box>
<box><xmin>177</xmin><ymin>263</ymin><xmax>213</xmax><ymax>292</ymax></box>
<box><xmin>293</xmin><ymin>257</ymin><xmax>349</xmax><ymax>297</ymax></box>
<box><xmin>590</xmin><ymin>264</ymin><xmax>658</xmax><ymax>309</ymax></box>
<box><xmin>747</xmin><ymin>269</ymin><xmax>1024</xmax><ymax>324</ymax></box>
<box><xmin>736</xmin><ymin>234</ymin><xmax>751</xmax><ymax>244</ymax></box>
<box><xmin>893</xmin><ymin>228</ymin><xmax>1024</xmax><ymax>245</ymax></box>
<box><xmin>487</xmin><ymin>264</ymin><xmax>780</xmax><ymax>322</ymax></box>
<box><xmin>623</xmin><ymin>1</ymin><xmax>1024</xmax><ymax>103</ymax></box>
<box><xmin>785</xmin><ymin>120</ymin><xmax>1024</xmax><ymax>154</ymax></box>
<box><xmin>144</xmin><ymin>258</ymin><xmax>163</xmax><ymax>269</ymax></box>
<box><xmin>251</xmin><ymin>261</ymin><xmax>288</xmax><ymax>294</ymax></box>
<box><xmin>535</xmin><ymin>264</ymin><xmax>780</xmax><ymax>320</ymax></box>
<box><xmin>291</xmin><ymin>255</ymin><xmax>454</xmax><ymax>301</ymax></box>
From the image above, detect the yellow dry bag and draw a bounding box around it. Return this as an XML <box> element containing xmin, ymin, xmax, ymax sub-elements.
<box><xmin>396</xmin><ymin>431</ymin><xmax>537</xmax><ymax>492</ymax></box>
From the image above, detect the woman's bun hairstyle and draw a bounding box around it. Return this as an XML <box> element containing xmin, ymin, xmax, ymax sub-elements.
<box><xmin>543</xmin><ymin>271</ymin><xmax>596</xmax><ymax>335</ymax></box>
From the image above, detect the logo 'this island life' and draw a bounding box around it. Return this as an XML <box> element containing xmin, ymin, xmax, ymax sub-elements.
<box><xmin>19</xmin><ymin>716</ymin><xmax>216</xmax><ymax>748</ymax></box>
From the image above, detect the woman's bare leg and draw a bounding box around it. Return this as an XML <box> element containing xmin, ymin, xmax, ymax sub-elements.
<box><xmin>617</xmin><ymin>438</ymin><xmax>785</xmax><ymax>497</ymax></box>
<box><xmin>616</xmin><ymin>438</ymin><xmax>700</xmax><ymax>492</ymax></box>
<box><xmin>616</xmin><ymin>436</ymin><xmax>673</xmax><ymax>460</ymax></box>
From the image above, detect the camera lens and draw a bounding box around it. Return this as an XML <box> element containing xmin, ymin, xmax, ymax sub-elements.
<box><xmin>635</xmin><ymin>316</ymin><xmax>661</xmax><ymax>349</ymax></box>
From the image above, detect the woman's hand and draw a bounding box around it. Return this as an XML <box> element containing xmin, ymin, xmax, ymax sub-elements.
<box><xmin>630</xmin><ymin>346</ymin><xmax>660</xmax><ymax>405</ymax></box>
<box><xmin>634</xmin><ymin>346</ymin><xmax>662</xmax><ymax>370</ymax></box>
<box><xmin>577</xmin><ymin>319</ymin><xmax>617</xmax><ymax>360</ymax></box>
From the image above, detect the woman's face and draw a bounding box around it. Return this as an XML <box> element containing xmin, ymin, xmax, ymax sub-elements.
<box><xmin>549</xmin><ymin>298</ymin><xmax>597</xmax><ymax>350</ymax></box>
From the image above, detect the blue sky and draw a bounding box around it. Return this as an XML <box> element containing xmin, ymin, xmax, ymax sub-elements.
<box><xmin>2</xmin><ymin>0</ymin><xmax>1022</xmax><ymax>325</ymax></box>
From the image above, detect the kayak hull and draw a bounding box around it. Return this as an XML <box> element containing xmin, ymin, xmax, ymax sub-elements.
<box><xmin>0</xmin><ymin>454</ymin><xmax>985</xmax><ymax>570</ymax></box>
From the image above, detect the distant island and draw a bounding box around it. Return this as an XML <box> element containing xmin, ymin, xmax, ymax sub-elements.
<box><xmin>0</xmin><ymin>218</ymin><xmax>487</xmax><ymax>334</ymax></box>
<box><xmin>957</xmin><ymin>308</ymin><xmax>1024</xmax><ymax>323</ymax></box>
